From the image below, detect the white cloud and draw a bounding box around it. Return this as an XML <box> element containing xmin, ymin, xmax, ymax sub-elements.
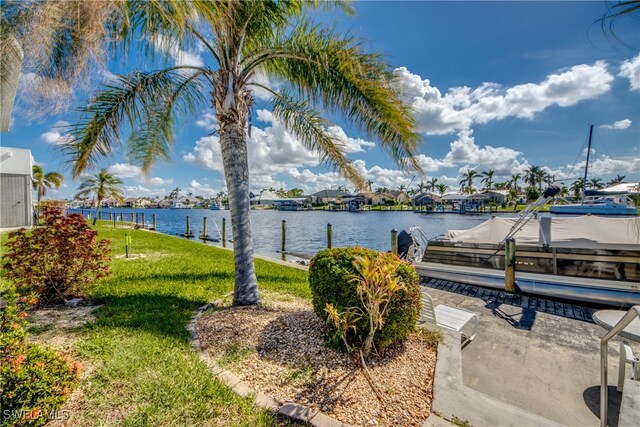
<box><xmin>393</xmin><ymin>61</ymin><xmax>614</xmax><ymax>135</ymax></box>
<box><xmin>248</xmin><ymin>70</ymin><xmax>279</xmax><ymax>101</ymax></box>
<box><xmin>185</xmin><ymin>179</ymin><xmax>218</xmax><ymax>196</ymax></box>
<box><xmin>619</xmin><ymin>53</ymin><xmax>640</xmax><ymax>91</ymax></box>
<box><xmin>184</xmin><ymin>109</ymin><xmax>377</xmax><ymax>191</ymax></box>
<box><xmin>153</xmin><ymin>35</ymin><xmax>204</xmax><ymax>68</ymax></box>
<box><xmin>600</xmin><ymin>119</ymin><xmax>632</xmax><ymax>130</ymax></box>
<box><xmin>39</xmin><ymin>120</ymin><xmax>71</xmax><ymax>145</ymax></box>
<box><xmin>570</xmin><ymin>155</ymin><xmax>640</xmax><ymax>177</ymax></box>
<box><xmin>195</xmin><ymin>112</ymin><xmax>217</xmax><ymax>131</ymax></box>
<box><xmin>107</xmin><ymin>163</ymin><xmax>173</xmax><ymax>185</ymax></box>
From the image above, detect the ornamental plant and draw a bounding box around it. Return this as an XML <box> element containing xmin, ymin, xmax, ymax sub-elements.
<box><xmin>2</xmin><ymin>208</ymin><xmax>111</xmax><ymax>305</ymax></box>
<box><xmin>0</xmin><ymin>284</ymin><xmax>79</xmax><ymax>427</ymax></box>
<box><xmin>309</xmin><ymin>247</ymin><xmax>421</xmax><ymax>354</ymax></box>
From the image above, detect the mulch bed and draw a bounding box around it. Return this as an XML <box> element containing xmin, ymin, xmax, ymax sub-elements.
<box><xmin>196</xmin><ymin>300</ymin><xmax>437</xmax><ymax>426</ymax></box>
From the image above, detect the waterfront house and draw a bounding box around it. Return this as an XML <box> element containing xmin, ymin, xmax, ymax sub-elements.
<box><xmin>482</xmin><ymin>189</ymin><xmax>509</xmax><ymax>205</ymax></box>
<box><xmin>309</xmin><ymin>189</ymin><xmax>348</xmax><ymax>204</ymax></box>
<box><xmin>414</xmin><ymin>192</ymin><xmax>442</xmax><ymax>206</ymax></box>
<box><xmin>0</xmin><ymin>147</ymin><xmax>33</xmax><ymax>228</ymax></box>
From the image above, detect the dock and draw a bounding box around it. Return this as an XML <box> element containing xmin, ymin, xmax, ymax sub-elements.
<box><xmin>422</xmin><ymin>277</ymin><xmax>638</xmax><ymax>426</ymax></box>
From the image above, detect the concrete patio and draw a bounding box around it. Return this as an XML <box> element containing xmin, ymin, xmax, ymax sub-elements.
<box><xmin>423</xmin><ymin>278</ymin><xmax>638</xmax><ymax>427</ymax></box>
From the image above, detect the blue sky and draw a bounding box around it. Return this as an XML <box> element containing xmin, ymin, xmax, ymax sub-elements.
<box><xmin>2</xmin><ymin>1</ymin><xmax>639</xmax><ymax>199</ymax></box>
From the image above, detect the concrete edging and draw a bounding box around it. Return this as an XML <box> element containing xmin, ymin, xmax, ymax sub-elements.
<box><xmin>428</xmin><ymin>329</ymin><xmax>563</xmax><ymax>427</ymax></box>
<box><xmin>188</xmin><ymin>305</ymin><xmax>349</xmax><ymax>427</ymax></box>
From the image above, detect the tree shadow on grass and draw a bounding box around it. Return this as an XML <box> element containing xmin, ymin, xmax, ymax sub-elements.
<box><xmin>87</xmin><ymin>293</ymin><xmax>205</xmax><ymax>343</ymax></box>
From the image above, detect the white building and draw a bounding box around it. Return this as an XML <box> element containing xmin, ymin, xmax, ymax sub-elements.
<box><xmin>0</xmin><ymin>147</ymin><xmax>33</xmax><ymax>228</ymax></box>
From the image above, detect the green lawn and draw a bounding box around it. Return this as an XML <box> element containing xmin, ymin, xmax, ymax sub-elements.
<box><xmin>33</xmin><ymin>224</ymin><xmax>310</xmax><ymax>425</ymax></box>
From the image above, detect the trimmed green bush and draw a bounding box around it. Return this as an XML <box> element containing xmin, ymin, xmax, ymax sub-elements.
<box><xmin>309</xmin><ymin>247</ymin><xmax>421</xmax><ymax>352</ymax></box>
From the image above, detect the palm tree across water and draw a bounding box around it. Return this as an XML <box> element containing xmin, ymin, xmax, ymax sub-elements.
<box><xmin>607</xmin><ymin>175</ymin><xmax>626</xmax><ymax>186</ymax></box>
<box><xmin>436</xmin><ymin>183</ymin><xmax>448</xmax><ymax>196</ymax></box>
<box><xmin>480</xmin><ymin>169</ymin><xmax>495</xmax><ymax>190</ymax></box>
<box><xmin>61</xmin><ymin>1</ymin><xmax>421</xmax><ymax>306</ymax></box>
<box><xmin>426</xmin><ymin>177</ymin><xmax>438</xmax><ymax>192</ymax></box>
<box><xmin>32</xmin><ymin>164</ymin><xmax>63</xmax><ymax>202</ymax></box>
<box><xmin>75</xmin><ymin>169</ymin><xmax>124</xmax><ymax>226</ymax></box>
<box><xmin>510</xmin><ymin>173</ymin><xmax>521</xmax><ymax>193</ymax></box>
<box><xmin>459</xmin><ymin>169</ymin><xmax>478</xmax><ymax>194</ymax></box>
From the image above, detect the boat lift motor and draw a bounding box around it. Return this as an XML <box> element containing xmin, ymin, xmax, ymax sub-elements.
<box><xmin>398</xmin><ymin>227</ymin><xmax>430</xmax><ymax>263</ymax></box>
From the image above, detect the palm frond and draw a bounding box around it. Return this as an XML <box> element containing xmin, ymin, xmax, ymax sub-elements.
<box><xmin>251</xmin><ymin>21</ymin><xmax>422</xmax><ymax>174</ymax></box>
<box><xmin>270</xmin><ymin>89</ymin><xmax>365</xmax><ymax>189</ymax></box>
<box><xmin>64</xmin><ymin>67</ymin><xmax>209</xmax><ymax>177</ymax></box>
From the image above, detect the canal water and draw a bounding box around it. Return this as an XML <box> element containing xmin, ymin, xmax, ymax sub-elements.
<box><xmin>72</xmin><ymin>208</ymin><xmax>489</xmax><ymax>260</ymax></box>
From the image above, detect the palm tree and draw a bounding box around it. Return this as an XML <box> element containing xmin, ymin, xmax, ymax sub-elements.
<box><xmin>589</xmin><ymin>178</ymin><xmax>604</xmax><ymax>189</ymax></box>
<box><xmin>570</xmin><ymin>178</ymin><xmax>585</xmax><ymax>199</ymax></box>
<box><xmin>607</xmin><ymin>175</ymin><xmax>626</xmax><ymax>186</ymax></box>
<box><xmin>436</xmin><ymin>183</ymin><xmax>448</xmax><ymax>196</ymax></box>
<box><xmin>480</xmin><ymin>169</ymin><xmax>495</xmax><ymax>190</ymax></box>
<box><xmin>32</xmin><ymin>164</ymin><xmax>63</xmax><ymax>202</ymax></box>
<box><xmin>510</xmin><ymin>173</ymin><xmax>521</xmax><ymax>193</ymax></box>
<box><xmin>524</xmin><ymin>166</ymin><xmax>541</xmax><ymax>188</ymax></box>
<box><xmin>75</xmin><ymin>169</ymin><xmax>123</xmax><ymax>225</ymax></box>
<box><xmin>426</xmin><ymin>177</ymin><xmax>438</xmax><ymax>192</ymax></box>
<box><xmin>398</xmin><ymin>184</ymin><xmax>406</xmax><ymax>192</ymax></box>
<box><xmin>366</xmin><ymin>180</ymin><xmax>374</xmax><ymax>192</ymax></box>
<box><xmin>63</xmin><ymin>2</ymin><xmax>421</xmax><ymax>306</ymax></box>
<box><xmin>459</xmin><ymin>169</ymin><xmax>478</xmax><ymax>194</ymax></box>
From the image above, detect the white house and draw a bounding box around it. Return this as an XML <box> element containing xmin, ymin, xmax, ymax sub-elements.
<box><xmin>0</xmin><ymin>147</ymin><xmax>33</xmax><ymax>228</ymax></box>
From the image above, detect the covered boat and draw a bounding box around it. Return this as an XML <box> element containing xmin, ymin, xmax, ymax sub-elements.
<box><xmin>414</xmin><ymin>215</ymin><xmax>640</xmax><ymax>306</ymax></box>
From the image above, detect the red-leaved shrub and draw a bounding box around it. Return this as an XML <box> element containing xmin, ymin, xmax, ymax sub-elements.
<box><xmin>2</xmin><ymin>208</ymin><xmax>111</xmax><ymax>305</ymax></box>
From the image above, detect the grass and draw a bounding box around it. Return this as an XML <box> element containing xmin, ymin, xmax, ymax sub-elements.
<box><xmin>20</xmin><ymin>223</ymin><xmax>310</xmax><ymax>426</ymax></box>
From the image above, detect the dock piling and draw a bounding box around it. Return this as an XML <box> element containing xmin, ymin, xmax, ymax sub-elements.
<box><xmin>505</xmin><ymin>237</ymin><xmax>516</xmax><ymax>293</ymax></box>
<box><xmin>281</xmin><ymin>220</ymin><xmax>286</xmax><ymax>253</ymax></box>
<box><xmin>327</xmin><ymin>223</ymin><xmax>332</xmax><ymax>249</ymax></box>
<box><xmin>152</xmin><ymin>214</ymin><xmax>156</xmax><ymax>230</ymax></box>
<box><xmin>222</xmin><ymin>218</ymin><xmax>227</xmax><ymax>247</ymax></box>
<box><xmin>391</xmin><ymin>229</ymin><xmax>398</xmax><ymax>254</ymax></box>
<box><xmin>202</xmin><ymin>217</ymin><xmax>208</xmax><ymax>238</ymax></box>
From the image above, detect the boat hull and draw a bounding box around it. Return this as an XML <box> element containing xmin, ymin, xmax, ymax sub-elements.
<box><xmin>415</xmin><ymin>261</ymin><xmax>640</xmax><ymax>307</ymax></box>
<box><xmin>419</xmin><ymin>241</ymin><xmax>640</xmax><ymax>307</ymax></box>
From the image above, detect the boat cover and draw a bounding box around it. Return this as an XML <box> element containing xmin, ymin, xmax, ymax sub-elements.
<box><xmin>445</xmin><ymin>215</ymin><xmax>640</xmax><ymax>250</ymax></box>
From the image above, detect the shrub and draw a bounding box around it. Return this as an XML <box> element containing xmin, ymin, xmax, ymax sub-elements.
<box><xmin>0</xmin><ymin>284</ymin><xmax>79</xmax><ymax>427</ymax></box>
<box><xmin>2</xmin><ymin>208</ymin><xmax>111</xmax><ymax>305</ymax></box>
<box><xmin>309</xmin><ymin>247</ymin><xmax>421</xmax><ymax>353</ymax></box>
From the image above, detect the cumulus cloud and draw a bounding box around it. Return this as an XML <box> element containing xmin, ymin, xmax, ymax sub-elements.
<box><xmin>392</xmin><ymin>61</ymin><xmax>614</xmax><ymax>135</ymax></box>
<box><xmin>195</xmin><ymin>112</ymin><xmax>217</xmax><ymax>131</ymax></box>
<box><xmin>570</xmin><ymin>155</ymin><xmax>640</xmax><ymax>176</ymax></box>
<box><xmin>619</xmin><ymin>54</ymin><xmax>640</xmax><ymax>91</ymax></box>
<box><xmin>600</xmin><ymin>119</ymin><xmax>632</xmax><ymax>130</ymax></box>
<box><xmin>413</xmin><ymin>130</ymin><xmax>525</xmax><ymax>176</ymax></box>
<box><xmin>39</xmin><ymin>120</ymin><xmax>71</xmax><ymax>144</ymax></box>
<box><xmin>184</xmin><ymin>109</ymin><xmax>377</xmax><ymax>189</ymax></box>
<box><xmin>185</xmin><ymin>179</ymin><xmax>218</xmax><ymax>196</ymax></box>
<box><xmin>107</xmin><ymin>163</ymin><xmax>173</xmax><ymax>185</ymax></box>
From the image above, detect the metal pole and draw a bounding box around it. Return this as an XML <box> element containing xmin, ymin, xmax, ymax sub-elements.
<box><xmin>281</xmin><ymin>220</ymin><xmax>286</xmax><ymax>253</ymax></box>
<box><xmin>505</xmin><ymin>237</ymin><xmax>516</xmax><ymax>293</ymax></box>
<box><xmin>391</xmin><ymin>229</ymin><xmax>398</xmax><ymax>254</ymax></box>
<box><xmin>582</xmin><ymin>124</ymin><xmax>594</xmax><ymax>204</ymax></box>
<box><xmin>327</xmin><ymin>223</ymin><xmax>332</xmax><ymax>249</ymax></box>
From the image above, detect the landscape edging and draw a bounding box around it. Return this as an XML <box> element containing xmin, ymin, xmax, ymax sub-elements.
<box><xmin>188</xmin><ymin>305</ymin><xmax>350</xmax><ymax>427</ymax></box>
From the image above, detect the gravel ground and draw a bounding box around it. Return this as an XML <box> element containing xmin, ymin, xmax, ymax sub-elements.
<box><xmin>197</xmin><ymin>300</ymin><xmax>437</xmax><ymax>426</ymax></box>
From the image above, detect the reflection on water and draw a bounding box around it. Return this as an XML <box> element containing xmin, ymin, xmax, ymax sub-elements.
<box><xmin>72</xmin><ymin>208</ymin><xmax>488</xmax><ymax>260</ymax></box>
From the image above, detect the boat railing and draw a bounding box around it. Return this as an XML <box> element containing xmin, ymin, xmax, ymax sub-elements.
<box><xmin>600</xmin><ymin>305</ymin><xmax>640</xmax><ymax>427</ymax></box>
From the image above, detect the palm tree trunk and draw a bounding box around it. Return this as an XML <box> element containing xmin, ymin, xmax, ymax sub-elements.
<box><xmin>219</xmin><ymin>120</ymin><xmax>261</xmax><ymax>306</ymax></box>
<box><xmin>93</xmin><ymin>200</ymin><xmax>101</xmax><ymax>226</ymax></box>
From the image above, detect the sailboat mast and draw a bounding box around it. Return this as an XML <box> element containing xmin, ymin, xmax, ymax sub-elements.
<box><xmin>582</xmin><ymin>124</ymin><xmax>593</xmax><ymax>203</ymax></box>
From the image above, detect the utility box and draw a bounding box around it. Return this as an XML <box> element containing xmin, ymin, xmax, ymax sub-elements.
<box><xmin>0</xmin><ymin>147</ymin><xmax>33</xmax><ymax>228</ymax></box>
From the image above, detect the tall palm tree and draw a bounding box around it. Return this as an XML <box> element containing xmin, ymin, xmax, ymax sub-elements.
<box><xmin>480</xmin><ymin>169</ymin><xmax>495</xmax><ymax>190</ymax></box>
<box><xmin>426</xmin><ymin>177</ymin><xmax>438</xmax><ymax>192</ymax></box>
<box><xmin>607</xmin><ymin>175</ymin><xmax>626</xmax><ymax>186</ymax></box>
<box><xmin>459</xmin><ymin>169</ymin><xmax>478</xmax><ymax>194</ymax></box>
<box><xmin>589</xmin><ymin>178</ymin><xmax>604</xmax><ymax>189</ymax></box>
<box><xmin>525</xmin><ymin>165</ymin><xmax>545</xmax><ymax>189</ymax></box>
<box><xmin>366</xmin><ymin>180</ymin><xmax>374</xmax><ymax>192</ymax></box>
<box><xmin>63</xmin><ymin>1</ymin><xmax>421</xmax><ymax>306</ymax></box>
<box><xmin>570</xmin><ymin>178</ymin><xmax>585</xmax><ymax>199</ymax></box>
<box><xmin>75</xmin><ymin>169</ymin><xmax>123</xmax><ymax>225</ymax></box>
<box><xmin>510</xmin><ymin>173</ymin><xmax>521</xmax><ymax>193</ymax></box>
<box><xmin>32</xmin><ymin>164</ymin><xmax>63</xmax><ymax>202</ymax></box>
<box><xmin>436</xmin><ymin>183</ymin><xmax>448</xmax><ymax>196</ymax></box>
